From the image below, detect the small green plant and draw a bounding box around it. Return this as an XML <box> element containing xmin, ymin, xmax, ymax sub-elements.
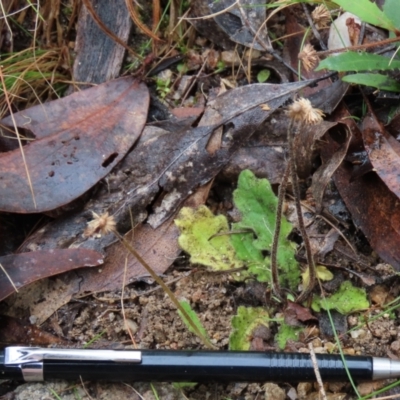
<box><xmin>175</xmin><ymin>205</ymin><xmax>244</xmax><ymax>274</ymax></box>
<box><xmin>229</xmin><ymin>306</ymin><xmax>270</xmax><ymax>350</ymax></box>
<box><xmin>312</xmin><ymin>281</ymin><xmax>369</xmax><ymax>314</ymax></box>
<box><xmin>256</xmin><ymin>69</ymin><xmax>271</xmax><ymax>83</ymax></box>
<box><xmin>156</xmin><ymin>77</ymin><xmax>172</xmax><ymax>99</ymax></box>
<box><xmin>178</xmin><ymin>300</ymin><xmax>211</xmax><ymax>341</ymax></box>
<box><xmin>317</xmin><ymin>0</ymin><xmax>400</xmax><ymax>91</ymax></box>
<box><xmin>231</xmin><ymin>170</ymin><xmax>300</xmax><ymax>287</ymax></box>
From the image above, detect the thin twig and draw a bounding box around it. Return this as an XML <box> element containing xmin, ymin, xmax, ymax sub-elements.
<box><xmin>121</xmin><ymin>256</ymin><xmax>137</xmax><ymax>347</ymax></box>
<box><xmin>308</xmin><ymin>342</ymin><xmax>328</xmax><ymax>400</ymax></box>
<box><xmin>270</xmin><ymin>158</ymin><xmax>291</xmax><ymax>301</ymax></box>
<box><xmin>82</xmin><ymin>0</ymin><xmax>140</xmax><ymax>57</ymax></box>
<box><xmin>236</xmin><ymin>1</ymin><xmax>301</xmax><ymax>78</ymax></box>
<box><xmin>317</xmin><ymin>35</ymin><xmax>400</xmax><ymax>56</ymax></box>
<box><xmin>301</xmin><ymin>3</ymin><xmax>327</xmax><ymax>51</ymax></box>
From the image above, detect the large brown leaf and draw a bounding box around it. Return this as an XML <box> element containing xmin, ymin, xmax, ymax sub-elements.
<box><xmin>362</xmin><ymin>111</ymin><xmax>400</xmax><ymax>199</ymax></box>
<box><xmin>323</xmin><ymin>105</ymin><xmax>400</xmax><ymax>269</ymax></box>
<box><xmin>0</xmin><ymin>249</ymin><xmax>103</xmax><ymax>301</ymax></box>
<box><xmin>0</xmin><ymin>77</ymin><xmax>149</xmax><ymax>213</ymax></box>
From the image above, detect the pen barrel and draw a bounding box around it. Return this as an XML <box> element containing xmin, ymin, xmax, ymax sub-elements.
<box><xmin>43</xmin><ymin>351</ymin><xmax>373</xmax><ymax>382</ymax></box>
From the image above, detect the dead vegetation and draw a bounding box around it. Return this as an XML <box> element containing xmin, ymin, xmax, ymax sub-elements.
<box><xmin>2</xmin><ymin>1</ymin><xmax>400</xmax><ymax>399</ymax></box>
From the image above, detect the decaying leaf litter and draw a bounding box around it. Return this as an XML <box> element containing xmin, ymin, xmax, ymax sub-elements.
<box><xmin>3</xmin><ymin>0</ymin><xmax>400</xmax><ymax>399</ymax></box>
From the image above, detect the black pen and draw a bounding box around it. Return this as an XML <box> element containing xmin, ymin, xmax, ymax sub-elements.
<box><xmin>1</xmin><ymin>347</ymin><xmax>399</xmax><ymax>383</ymax></box>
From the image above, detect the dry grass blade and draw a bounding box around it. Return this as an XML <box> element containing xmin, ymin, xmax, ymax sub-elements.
<box><xmin>183</xmin><ymin>0</ymin><xmax>239</xmax><ymax>20</ymax></box>
<box><xmin>0</xmin><ymin>48</ymin><xmax>68</xmax><ymax>117</ymax></box>
<box><xmin>152</xmin><ymin>0</ymin><xmax>161</xmax><ymax>34</ymax></box>
<box><xmin>82</xmin><ymin>0</ymin><xmax>139</xmax><ymax>56</ymax></box>
<box><xmin>124</xmin><ymin>0</ymin><xmax>162</xmax><ymax>42</ymax></box>
<box><xmin>0</xmin><ymin>67</ymin><xmax>36</xmax><ymax>209</ymax></box>
<box><xmin>0</xmin><ymin>262</ymin><xmax>18</xmax><ymax>294</ymax></box>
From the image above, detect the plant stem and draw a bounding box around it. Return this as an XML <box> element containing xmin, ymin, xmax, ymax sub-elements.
<box><xmin>270</xmin><ymin>153</ymin><xmax>291</xmax><ymax>301</ymax></box>
<box><xmin>317</xmin><ymin>35</ymin><xmax>400</xmax><ymax>56</ymax></box>
<box><xmin>112</xmin><ymin>229</ymin><xmax>217</xmax><ymax>349</ymax></box>
<box><xmin>287</xmin><ymin>121</ymin><xmax>316</xmax><ymax>303</ymax></box>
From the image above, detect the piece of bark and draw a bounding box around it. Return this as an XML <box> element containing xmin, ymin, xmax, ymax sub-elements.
<box><xmin>72</xmin><ymin>0</ymin><xmax>133</xmax><ymax>87</ymax></box>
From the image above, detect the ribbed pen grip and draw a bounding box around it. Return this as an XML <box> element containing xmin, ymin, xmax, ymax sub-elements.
<box><xmin>44</xmin><ymin>351</ymin><xmax>374</xmax><ymax>382</ymax></box>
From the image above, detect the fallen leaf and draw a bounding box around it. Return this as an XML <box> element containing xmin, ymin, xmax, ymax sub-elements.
<box><xmin>311</xmin><ymin>124</ymin><xmax>351</xmax><ymax>213</ymax></box>
<box><xmin>0</xmin><ymin>249</ymin><xmax>103</xmax><ymax>301</ymax></box>
<box><xmin>284</xmin><ymin>300</ymin><xmax>318</xmax><ymax>327</ymax></box>
<box><xmin>0</xmin><ymin>77</ymin><xmax>149</xmax><ymax>213</ymax></box>
<box><xmin>362</xmin><ymin>110</ymin><xmax>400</xmax><ymax>199</ymax></box>
<box><xmin>189</xmin><ymin>0</ymin><xmax>269</xmax><ymax>50</ymax></box>
<box><xmin>322</xmin><ymin>105</ymin><xmax>400</xmax><ymax>269</ymax></box>
<box><xmin>0</xmin><ymin>315</ymin><xmax>69</xmax><ymax>346</ymax></box>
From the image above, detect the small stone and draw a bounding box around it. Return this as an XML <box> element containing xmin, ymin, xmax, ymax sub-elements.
<box><xmin>350</xmin><ymin>329</ymin><xmax>366</xmax><ymax>339</ymax></box>
<box><xmin>369</xmin><ymin>284</ymin><xmax>389</xmax><ymax>306</ymax></box>
<box><xmin>124</xmin><ymin>319</ymin><xmax>138</xmax><ymax>335</ymax></box>
<box><xmin>244</xmin><ymin>49</ymin><xmax>261</xmax><ymax>59</ymax></box>
<box><xmin>313</xmin><ymin>347</ymin><xmax>327</xmax><ymax>354</ymax></box>
<box><xmin>297</xmin><ymin>382</ymin><xmax>312</xmax><ymax>399</ymax></box>
<box><xmin>311</xmin><ymin>338</ymin><xmax>322</xmax><ymax>347</ymax></box>
<box><xmin>357</xmin><ymin>380</ymin><xmax>387</xmax><ymax>396</ymax></box>
<box><xmin>324</xmin><ymin>342</ymin><xmax>335</xmax><ymax>353</ymax></box>
<box><xmin>391</xmin><ymin>340</ymin><xmax>400</xmax><ymax>354</ymax></box>
<box><xmin>287</xmin><ymin>387</ymin><xmax>298</xmax><ymax>400</ymax></box>
<box><xmin>263</xmin><ymin>382</ymin><xmax>286</xmax><ymax>400</ymax></box>
<box><xmin>328</xmin><ymin>382</ymin><xmax>347</xmax><ymax>393</ymax></box>
<box><xmin>221</xmin><ymin>50</ymin><xmax>241</xmax><ymax>66</ymax></box>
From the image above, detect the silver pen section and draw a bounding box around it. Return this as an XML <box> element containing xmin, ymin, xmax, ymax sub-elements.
<box><xmin>3</xmin><ymin>347</ymin><xmax>142</xmax><ymax>381</ymax></box>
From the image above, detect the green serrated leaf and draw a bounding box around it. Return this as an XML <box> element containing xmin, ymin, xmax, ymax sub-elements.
<box><xmin>229</xmin><ymin>306</ymin><xmax>270</xmax><ymax>350</ymax></box>
<box><xmin>175</xmin><ymin>205</ymin><xmax>244</xmax><ymax>272</ymax></box>
<box><xmin>231</xmin><ymin>170</ymin><xmax>300</xmax><ymax>289</ymax></box>
<box><xmin>342</xmin><ymin>73</ymin><xmax>400</xmax><ymax>92</ymax></box>
<box><xmin>311</xmin><ymin>281</ymin><xmax>370</xmax><ymax>314</ymax></box>
<box><xmin>333</xmin><ymin>0</ymin><xmax>397</xmax><ymax>32</ymax></box>
<box><xmin>275</xmin><ymin>323</ymin><xmax>303</xmax><ymax>350</ymax></box>
<box><xmin>178</xmin><ymin>300</ymin><xmax>210</xmax><ymax>340</ymax></box>
<box><xmin>257</xmin><ymin>69</ymin><xmax>271</xmax><ymax>83</ymax></box>
<box><xmin>381</xmin><ymin>0</ymin><xmax>400</xmax><ymax>33</ymax></box>
<box><xmin>316</xmin><ymin>52</ymin><xmax>400</xmax><ymax>73</ymax></box>
<box><xmin>230</xmin><ymin>231</ymin><xmax>269</xmax><ymax>282</ymax></box>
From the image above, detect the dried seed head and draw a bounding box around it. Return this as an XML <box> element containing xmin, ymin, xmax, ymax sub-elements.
<box><xmin>287</xmin><ymin>98</ymin><xmax>324</xmax><ymax>125</ymax></box>
<box><xmin>312</xmin><ymin>4</ymin><xmax>330</xmax><ymax>29</ymax></box>
<box><xmin>298</xmin><ymin>44</ymin><xmax>319</xmax><ymax>72</ymax></box>
<box><xmin>84</xmin><ymin>211</ymin><xmax>116</xmax><ymax>237</ymax></box>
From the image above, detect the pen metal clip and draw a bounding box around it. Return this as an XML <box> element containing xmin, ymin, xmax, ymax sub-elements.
<box><xmin>5</xmin><ymin>347</ymin><xmax>142</xmax><ymax>365</ymax></box>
